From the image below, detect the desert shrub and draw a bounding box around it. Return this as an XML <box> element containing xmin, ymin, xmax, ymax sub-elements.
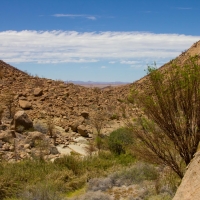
<box><xmin>54</xmin><ymin>155</ymin><xmax>84</xmax><ymax>175</ymax></box>
<box><xmin>129</xmin><ymin>56</ymin><xmax>200</xmax><ymax>178</ymax></box>
<box><xmin>87</xmin><ymin>162</ymin><xmax>158</xmax><ymax>194</ymax></box>
<box><xmin>87</xmin><ymin>177</ymin><xmax>113</xmax><ymax>192</ymax></box>
<box><xmin>0</xmin><ymin>91</ymin><xmax>15</xmax><ymax>118</ymax></box>
<box><xmin>146</xmin><ymin>194</ymin><xmax>172</xmax><ymax>200</ymax></box>
<box><xmin>111</xmin><ymin>162</ymin><xmax>158</xmax><ymax>186</ymax></box>
<box><xmin>46</xmin><ymin>117</ymin><xmax>55</xmax><ymax>138</ymax></box>
<box><xmin>19</xmin><ymin>183</ymin><xmax>63</xmax><ymax>200</ymax></box>
<box><xmin>108</xmin><ymin>127</ymin><xmax>133</xmax><ymax>155</ymax></box>
<box><xmin>155</xmin><ymin>167</ymin><xmax>180</xmax><ymax>197</ymax></box>
<box><xmin>70</xmin><ymin>191</ymin><xmax>111</xmax><ymax>200</ymax></box>
<box><xmin>33</xmin><ymin>122</ymin><xmax>47</xmax><ymax>134</ymax></box>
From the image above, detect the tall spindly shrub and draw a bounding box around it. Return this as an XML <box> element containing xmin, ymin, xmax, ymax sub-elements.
<box><xmin>129</xmin><ymin>55</ymin><xmax>200</xmax><ymax>178</ymax></box>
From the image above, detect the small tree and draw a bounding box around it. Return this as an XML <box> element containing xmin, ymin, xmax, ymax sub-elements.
<box><xmin>46</xmin><ymin>116</ymin><xmax>55</xmax><ymax>138</ymax></box>
<box><xmin>1</xmin><ymin>91</ymin><xmax>15</xmax><ymax>118</ymax></box>
<box><xmin>129</xmin><ymin>56</ymin><xmax>200</xmax><ymax>178</ymax></box>
<box><xmin>89</xmin><ymin>110</ymin><xmax>107</xmax><ymax>151</ymax></box>
<box><xmin>0</xmin><ymin>105</ymin><xmax>4</xmax><ymax>124</ymax></box>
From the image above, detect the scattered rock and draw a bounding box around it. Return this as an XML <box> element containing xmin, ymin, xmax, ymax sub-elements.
<box><xmin>19</xmin><ymin>100</ymin><xmax>32</xmax><ymax>110</ymax></box>
<box><xmin>0</xmin><ymin>131</ymin><xmax>15</xmax><ymax>143</ymax></box>
<box><xmin>34</xmin><ymin>88</ymin><xmax>43</xmax><ymax>96</ymax></box>
<box><xmin>77</xmin><ymin>125</ymin><xmax>89</xmax><ymax>137</ymax></box>
<box><xmin>14</xmin><ymin>111</ymin><xmax>33</xmax><ymax>133</ymax></box>
<box><xmin>50</xmin><ymin>146</ymin><xmax>59</xmax><ymax>155</ymax></box>
<box><xmin>81</xmin><ymin>111</ymin><xmax>89</xmax><ymax>119</ymax></box>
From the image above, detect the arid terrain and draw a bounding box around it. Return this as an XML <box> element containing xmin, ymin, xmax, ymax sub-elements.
<box><xmin>0</xmin><ymin>40</ymin><xmax>200</xmax><ymax>200</ymax></box>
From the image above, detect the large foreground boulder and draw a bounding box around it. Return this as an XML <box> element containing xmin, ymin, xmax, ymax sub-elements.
<box><xmin>173</xmin><ymin>151</ymin><xmax>200</xmax><ymax>200</ymax></box>
<box><xmin>14</xmin><ymin>111</ymin><xmax>33</xmax><ymax>133</ymax></box>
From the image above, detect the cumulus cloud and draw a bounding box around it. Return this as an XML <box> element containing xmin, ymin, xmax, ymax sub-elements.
<box><xmin>53</xmin><ymin>14</ymin><xmax>96</xmax><ymax>20</ymax></box>
<box><xmin>0</xmin><ymin>30</ymin><xmax>199</xmax><ymax>64</ymax></box>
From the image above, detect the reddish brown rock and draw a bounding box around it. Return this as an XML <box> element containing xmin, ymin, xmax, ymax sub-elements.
<box><xmin>34</xmin><ymin>88</ymin><xmax>43</xmax><ymax>96</ymax></box>
<box><xmin>19</xmin><ymin>100</ymin><xmax>32</xmax><ymax>110</ymax></box>
<box><xmin>14</xmin><ymin>111</ymin><xmax>33</xmax><ymax>133</ymax></box>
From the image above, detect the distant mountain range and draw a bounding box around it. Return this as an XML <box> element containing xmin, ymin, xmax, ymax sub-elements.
<box><xmin>65</xmin><ymin>81</ymin><xmax>130</xmax><ymax>85</ymax></box>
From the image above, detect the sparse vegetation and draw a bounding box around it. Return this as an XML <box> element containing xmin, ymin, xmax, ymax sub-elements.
<box><xmin>129</xmin><ymin>55</ymin><xmax>200</xmax><ymax>178</ymax></box>
<box><xmin>0</xmin><ymin>151</ymin><xmax>136</xmax><ymax>199</ymax></box>
<box><xmin>1</xmin><ymin>43</ymin><xmax>200</xmax><ymax>199</ymax></box>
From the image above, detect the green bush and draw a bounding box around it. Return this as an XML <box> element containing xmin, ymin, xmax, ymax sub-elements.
<box><xmin>108</xmin><ymin>128</ymin><xmax>133</xmax><ymax>155</ymax></box>
<box><xmin>54</xmin><ymin>155</ymin><xmax>83</xmax><ymax>175</ymax></box>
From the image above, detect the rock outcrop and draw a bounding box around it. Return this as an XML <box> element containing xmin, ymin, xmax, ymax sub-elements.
<box><xmin>173</xmin><ymin>151</ymin><xmax>200</xmax><ymax>200</ymax></box>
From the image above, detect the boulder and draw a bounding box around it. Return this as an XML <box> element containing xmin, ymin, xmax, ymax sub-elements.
<box><xmin>34</xmin><ymin>88</ymin><xmax>43</xmax><ymax>96</ymax></box>
<box><xmin>14</xmin><ymin>111</ymin><xmax>33</xmax><ymax>133</ymax></box>
<box><xmin>81</xmin><ymin>111</ymin><xmax>89</xmax><ymax>119</ymax></box>
<box><xmin>70</xmin><ymin>121</ymin><xmax>80</xmax><ymax>132</ymax></box>
<box><xmin>77</xmin><ymin>125</ymin><xmax>89</xmax><ymax>137</ymax></box>
<box><xmin>173</xmin><ymin>151</ymin><xmax>200</xmax><ymax>200</ymax></box>
<box><xmin>19</xmin><ymin>100</ymin><xmax>32</xmax><ymax>110</ymax></box>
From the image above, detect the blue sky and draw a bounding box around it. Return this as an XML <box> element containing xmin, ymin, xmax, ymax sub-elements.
<box><xmin>1</xmin><ymin>0</ymin><xmax>200</xmax><ymax>82</ymax></box>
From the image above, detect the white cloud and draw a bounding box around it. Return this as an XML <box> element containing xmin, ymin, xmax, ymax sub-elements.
<box><xmin>101</xmin><ymin>66</ymin><xmax>106</xmax><ymax>69</ymax></box>
<box><xmin>86</xmin><ymin>16</ymin><xmax>96</xmax><ymax>20</ymax></box>
<box><xmin>109</xmin><ymin>61</ymin><xmax>116</xmax><ymax>64</ymax></box>
<box><xmin>0</xmin><ymin>30</ymin><xmax>199</xmax><ymax>64</ymax></box>
<box><xmin>120</xmin><ymin>60</ymin><xmax>139</xmax><ymax>64</ymax></box>
<box><xmin>53</xmin><ymin>14</ymin><xmax>96</xmax><ymax>20</ymax></box>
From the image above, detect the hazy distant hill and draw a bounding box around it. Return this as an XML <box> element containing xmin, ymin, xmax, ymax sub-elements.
<box><xmin>65</xmin><ymin>80</ymin><xmax>130</xmax><ymax>87</ymax></box>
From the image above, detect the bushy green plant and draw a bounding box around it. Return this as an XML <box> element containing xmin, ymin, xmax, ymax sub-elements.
<box><xmin>108</xmin><ymin>127</ymin><xmax>133</xmax><ymax>155</ymax></box>
<box><xmin>129</xmin><ymin>56</ymin><xmax>200</xmax><ymax>178</ymax></box>
<box><xmin>54</xmin><ymin>155</ymin><xmax>83</xmax><ymax>175</ymax></box>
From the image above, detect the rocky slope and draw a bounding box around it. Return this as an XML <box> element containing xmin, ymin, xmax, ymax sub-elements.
<box><xmin>0</xmin><ymin>60</ymin><xmax>132</xmax><ymax>161</ymax></box>
<box><xmin>0</xmin><ymin>40</ymin><xmax>200</xmax><ymax>170</ymax></box>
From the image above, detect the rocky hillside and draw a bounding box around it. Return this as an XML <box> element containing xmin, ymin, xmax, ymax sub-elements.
<box><xmin>0</xmin><ymin>39</ymin><xmax>200</xmax><ymax>164</ymax></box>
<box><xmin>0</xmin><ymin>60</ymin><xmax>134</xmax><ymax>125</ymax></box>
<box><xmin>0</xmin><ymin>60</ymin><xmax>132</xmax><ymax>161</ymax></box>
<box><xmin>134</xmin><ymin>40</ymin><xmax>200</xmax><ymax>91</ymax></box>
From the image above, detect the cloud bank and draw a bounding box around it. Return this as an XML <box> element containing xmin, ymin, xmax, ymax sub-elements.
<box><xmin>53</xmin><ymin>14</ymin><xmax>96</xmax><ymax>20</ymax></box>
<box><xmin>0</xmin><ymin>30</ymin><xmax>199</xmax><ymax>64</ymax></box>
